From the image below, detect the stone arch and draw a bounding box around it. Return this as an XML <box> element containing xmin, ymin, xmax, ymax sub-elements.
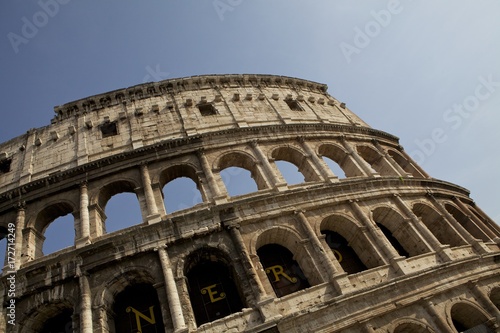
<box><xmin>391</xmin><ymin>318</ymin><xmax>436</xmax><ymax>333</ymax></box>
<box><xmin>95</xmin><ymin>266</ymin><xmax>163</xmax><ymax>333</ymax></box>
<box><xmin>320</xmin><ymin>214</ymin><xmax>380</xmax><ymax>270</ymax></box>
<box><xmin>271</xmin><ymin>145</ymin><xmax>322</xmax><ymax>182</ymax></box>
<box><xmin>412</xmin><ymin>202</ymin><xmax>466</xmax><ymax>247</ymax></box>
<box><xmin>183</xmin><ymin>246</ymin><xmax>246</xmax><ymax>326</ymax></box>
<box><xmin>448</xmin><ymin>300</ymin><xmax>494</xmax><ymax>332</ymax></box>
<box><xmin>318</xmin><ymin>143</ymin><xmax>364</xmax><ymax>177</ymax></box>
<box><xmin>444</xmin><ymin>203</ymin><xmax>490</xmax><ymax>242</ymax></box>
<box><xmin>387</xmin><ymin>148</ymin><xmax>425</xmax><ymax>178</ymax></box>
<box><xmin>372</xmin><ymin>206</ymin><xmax>429</xmax><ymax>257</ymax></box>
<box><xmin>215</xmin><ymin>150</ymin><xmax>267</xmax><ymax>191</ymax></box>
<box><xmin>159</xmin><ymin>164</ymin><xmax>205</xmax><ymax>212</ymax></box>
<box><xmin>92</xmin><ymin>178</ymin><xmax>144</xmax><ymax>236</ymax></box>
<box><xmin>253</xmin><ymin>225</ymin><xmax>321</xmax><ymax>292</ymax></box>
<box><xmin>18</xmin><ymin>298</ymin><xmax>76</xmax><ymax>333</ymax></box>
<box><xmin>27</xmin><ymin>200</ymin><xmax>76</xmax><ymax>259</ymax></box>
<box><xmin>490</xmin><ymin>286</ymin><xmax>500</xmax><ymax>311</ymax></box>
<box><xmin>357</xmin><ymin>144</ymin><xmax>399</xmax><ymax>176</ymax></box>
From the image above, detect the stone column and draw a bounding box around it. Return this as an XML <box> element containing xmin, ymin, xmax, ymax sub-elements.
<box><xmin>77</xmin><ymin>266</ymin><xmax>93</xmax><ymax>333</ymax></box>
<box><xmin>468</xmin><ymin>281</ymin><xmax>500</xmax><ymax>320</ymax></box>
<box><xmin>428</xmin><ymin>195</ymin><xmax>489</xmax><ymax>254</ymax></box>
<box><xmin>249</xmin><ymin>140</ymin><xmax>287</xmax><ymax>190</ymax></box>
<box><xmin>423</xmin><ymin>299</ymin><xmax>454</xmax><ymax>333</ymax></box>
<box><xmin>14</xmin><ymin>203</ymin><xmax>25</xmax><ymax>270</ymax></box>
<box><xmin>393</xmin><ymin>195</ymin><xmax>454</xmax><ymax>261</ymax></box>
<box><xmin>298</xmin><ymin>137</ymin><xmax>337</xmax><ymax>182</ymax></box>
<box><xmin>453</xmin><ymin>197</ymin><xmax>497</xmax><ymax>240</ymax></box>
<box><xmin>340</xmin><ymin>138</ymin><xmax>374</xmax><ymax>176</ymax></box>
<box><xmin>350</xmin><ymin>201</ymin><xmax>409</xmax><ymax>274</ymax></box>
<box><xmin>197</xmin><ymin>149</ymin><xmax>226</xmax><ymax>204</ymax></box>
<box><xmin>140</xmin><ymin>164</ymin><xmax>161</xmax><ymax>223</ymax></box>
<box><xmin>294</xmin><ymin>210</ymin><xmax>339</xmax><ymax>283</ymax></box>
<box><xmin>371</xmin><ymin>140</ymin><xmax>405</xmax><ymax>176</ymax></box>
<box><xmin>158</xmin><ymin>246</ymin><xmax>187</xmax><ymax>332</ymax></box>
<box><xmin>77</xmin><ymin>182</ymin><xmax>91</xmax><ymax>247</ymax></box>
<box><xmin>224</xmin><ymin>220</ymin><xmax>266</xmax><ymax>301</ymax></box>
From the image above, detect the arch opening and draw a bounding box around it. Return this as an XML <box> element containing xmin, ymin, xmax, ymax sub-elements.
<box><xmin>450</xmin><ymin>302</ymin><xmax>494</xmax><ymax>332</ymax></box>
<box><xmin>104</xmin><ymin>192</ymin><xmax>142</xmax><ymax>234</ymax></box>
<box><xmin>40</xmin><ymin>308</ymin><xmax>73</xmax><ymax>333</ymax></box>
<box><xmin>185</xmin><ymin>248</ymin><xmax>245</xmax><ymax>326</ymax></box>
<box><xmin>445</xmin><ymin>204</ymin><xmax>490</xmax><ymax>242</ymax></box>
<box><xmin>275</xmin><ymin>160</ymin><xmax>305</xmax><ymax>185</ymax></box>
<box><xmin>321</xmin><ymin>230</ymin><xmax>367</xmax><ymax>274</ymax></box>
<box><xmin>220</xmin><ymin>166</ymin><xmax>258</xmax><ymax>196</ymax></box>
<box><xmin>112</xmin><ymin>283</ymin><xmax>165</xmax><ymax>333</ymax></box>
<box><xmin>163</xmin><ymin>176</ymin><xmax>202</xmax><ymax>213</ymax></box>
<box><xmin>322</xmin><ymin>156</ymin><xmax>346</xmax><ymax>179</ymax></box>
<box><xmin>257</xmin><ymin>244</ymin><xmax>310</xmax><ymax>298</ymax></box>
<box><xmin>42</xmin><ymin>213</ymin><xmax>74</xmax><ymax>255</ymax></box>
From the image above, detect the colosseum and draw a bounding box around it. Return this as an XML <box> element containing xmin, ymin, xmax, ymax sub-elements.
<box><xmin>0</xmin><ymin>74</ymin><xmax>499</xmax><ymax>333</ymax></box>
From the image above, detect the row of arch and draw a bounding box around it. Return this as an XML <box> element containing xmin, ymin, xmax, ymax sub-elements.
<box><xmin>21</xmin><ymin>239</ymin><xmax>500</xmax><ymax>332</ymax></box>
<box><xmin>0</xmin><ymin>138</ymin><xmax>433</xmax><ymax>261</ymax></box>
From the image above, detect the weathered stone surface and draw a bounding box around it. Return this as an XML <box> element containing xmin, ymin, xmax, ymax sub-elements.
<box><xmin>0</xmin><ymin>74</ymin><xmax>499</xmax><ymax>332</ymax></box>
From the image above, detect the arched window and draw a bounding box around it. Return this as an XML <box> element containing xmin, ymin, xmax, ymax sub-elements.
<box><xmin>490</xmin><ymin>287</ymin><xmax>500</xmax><ymax>311</ymax></box>
<box><xmin>160</xmin><ymin>165</ymin><xmax>204</xmax><ymax>213</ymax></box>
<box><xmin>321</xmin><ymin>156</ymin><xmax>346</xmax><ymax>179</ymax></box>
<box><xmin>377</xmin><ymin>223</ymin><xmax>409</xmax><ymax>258</ymax></box>
<box><xmin>185</xmin><ymin>249</ymin><xmax>245</xmax><ymax>326</ymax></box>
<box><xmin>357</xmin><ymin>145</ymin><xmax>399</xmax><ymax>176</ymax></box>
<box><xmin>217</xmin><ymin>152</ymin><xmax>265</xmax><ymax>196</ymax></box>
<box><xmin>43</xmin><ymin>213</ymin><xmax>74</xmax><ymax>255</ymax></box>
<box><xmin>321</xmin><ymin>230</ymin><xmax>367</xmax><ymax>274</ymax></box>
<box><xmin>40</xmin><ymin>309</ymin><xmax>73</xmax><ymax>333</ymax></box>
<box><xmin>163</xmin><ymin>177</ymin><xmax>202</xmax><ymax>213</ymax></box>
<box><xmin>445</xmin><ymin>204</ymin><xmax>490</xmax><ymax>242</ymax></box>
<box><xmin>412</xmin><ymin>203</ymin><xmax>465</xmax><ymax>247</ymax></box>
<box><xmin>112</xmin><ymin>283</ymin><xmax>165</xmax><ymax>333</ymax></box>
<box><xmin>387</xmin><ymin>149</ymin><xmax>425</xmax><ymax>178</ymax></box>
<box><xmin>451</xmin><ymin>302</ymin><xmax>494</xmax><ymax>332</ymax></box>
<box><xmin>373</xmin><ymin>207</ymin><xmax>429</xmax><ymax>257</ymax></box>
<box><xmin>319</xmin><ymin>143</ymin><xmax>364</xmax><ymax>177</ymax></box>
<box><xmin>257</xmin><ymin>244</ymin><xmax>310</xmax><ymax>297</ymax></box>
<box><xmin>105</xmin><ymin>192</ymin><xmax>142</xmax><ymax>233</ymax></box>
<box><xmin>220</xmin><ymin>166</ymin><xmax>257</xmax><ymax>196</ymax></box>
<box><xmin>272</xmin><ymin>146</ymin><xmax>321</xmax><ymax>183</ymax></box>
<box><xmin>275</xmin><ymin>160</ymin><xmax>304</xmax><ymax>185</ymax></box>
<box><xmin>32</xmin><ymin>202</ymin><xmax>75</xmax><ymax>258</ymax></box>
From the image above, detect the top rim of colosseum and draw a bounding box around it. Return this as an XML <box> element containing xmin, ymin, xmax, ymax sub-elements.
<box><xmin>53</xmin><ymin>74</ymin><xmax>329</xmax><ymax>119</ymax></box>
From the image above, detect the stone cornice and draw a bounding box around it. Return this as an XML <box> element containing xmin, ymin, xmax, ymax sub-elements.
<box><xmin>52</xmin><ymin>74</ymin><xmax>329</xmax><ymax>121</ymax></box>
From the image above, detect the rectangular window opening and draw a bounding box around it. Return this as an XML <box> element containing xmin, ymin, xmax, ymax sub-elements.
<box><xmin>100</xmin><ymin>121</ymin><xmax>118</xmax><ymax>138</ymax></box>
<box><xmin>285</xmin><ymin>99</ymin><xmax>303</xmax><ymax>111</ymax></box>
<box><xmin>198</xmin><ymin>103</ymin><xmax>218</xmax><ymax>116</ymax></box>
<box><xmin>0</xmin><ymin>158</ymin><xmax>12</xmax><ymax>173</ymax></box>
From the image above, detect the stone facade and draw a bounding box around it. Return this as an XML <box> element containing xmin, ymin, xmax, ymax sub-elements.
<box><xmin>0</xmin><ymin>74</ymin><xmax>499</xmax><ymax>332</ymax></box>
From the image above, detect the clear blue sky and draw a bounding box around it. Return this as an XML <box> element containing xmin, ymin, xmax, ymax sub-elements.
<box><xmin>1</xmin><ymin>1</ymin><xmax>499</xmax><ymax>262</ymax></box>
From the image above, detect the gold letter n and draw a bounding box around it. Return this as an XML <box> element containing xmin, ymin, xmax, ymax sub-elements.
<box><xmin>126</xmin><ymin>305</ymin><xmax>156</xmax><ymax>332</ymax></box>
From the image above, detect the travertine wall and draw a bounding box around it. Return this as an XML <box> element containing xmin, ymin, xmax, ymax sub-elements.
<box><xmin>0</xmin><ymin>74</ymin><xmax>499</xmax><ymax>333</ymax></box>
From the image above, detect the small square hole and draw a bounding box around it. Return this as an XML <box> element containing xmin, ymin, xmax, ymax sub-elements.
<box><xmin>0</xmin><ymin>159</ymin><xmax>12</xmax><ymax>173</ymax></box>
<box><xmin>198</xmin><ymin>103</ymin><xmax>218</xmax><ymax>116</ymax></box>
<box><xmin>285</xmin><ymin>99</ymin><xmax>303</xmax><ymax>111</ymax></box>
<box><xmin>100</xmin><ymin>121</ymin><xmax>118</xmax><ymax>138</ymax></box>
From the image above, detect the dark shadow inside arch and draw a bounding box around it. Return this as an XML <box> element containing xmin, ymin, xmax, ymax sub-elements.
<box><xmin>113</xmin><ymin>283</ymin><xmax>165</xmax><ymax>333</ymax></box>
<box><xmin>185</xmin><ymin>249</ymin><xmax>245</xmax><ymax>326</ymax></box>
<box><xmin>40</xmin><ymin>308</ymin><xmax>73</xmax><ymax>333</ymax></box>
<box><xmin>257</xmin><ymin>244</ymin><xmax>310</xmax><ymax>298</ymax></box>
<box><xmin>321</xmin><ymin>230</ymin><xmax>367</xmax><ymax>274</ymax></box>
<box><xmin>377</xmin><ymin>223</ymin><xmax>409</xmax><ymax>258</ymax></box>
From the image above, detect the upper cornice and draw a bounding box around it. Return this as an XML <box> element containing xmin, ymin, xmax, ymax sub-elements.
<box><xmin>52</xmin><ymin>74</ymin><xmax>329</xmax><ymax>121</ymax></box>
